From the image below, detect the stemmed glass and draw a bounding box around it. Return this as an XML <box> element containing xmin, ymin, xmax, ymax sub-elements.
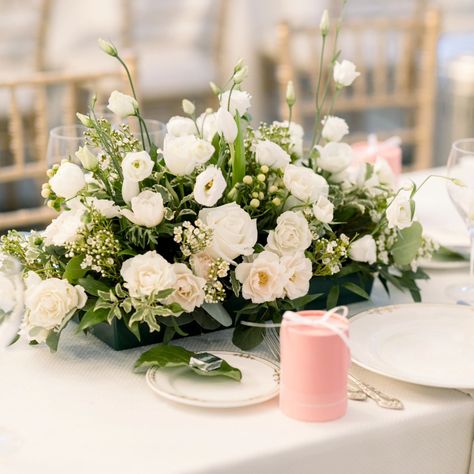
<box><xmin>446</xmin><ymin>138</ymin><xmax>474</xmax><ymax>302</ymax></box>
<box><xmin>46</xmin><ymin>125</ymin><xmax>87</xmax><ymax>166</ymax></box>
<box><xmin>0</xmin><ymin>255</ymin><xmax>24</xmax><ymax>453</ymax></box>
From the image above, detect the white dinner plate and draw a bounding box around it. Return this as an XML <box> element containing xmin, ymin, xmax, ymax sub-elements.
<box><xmin>350</xmin><ymin>304</ymin><xmax>474</xmax><ymax>389</ymax></box>
<box><xmin>419</xmin><ymin>258</ymin><xmax>469</xmax><ymax>270</ymax></box>
<box><xmin>146</xmin><ymin>351</ymin><xmax>280</xmax><ymax>408</ymax></box>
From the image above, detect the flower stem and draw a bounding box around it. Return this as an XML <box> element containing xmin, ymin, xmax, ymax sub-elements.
<box><xmin>310</xmin><ymin>35</ymin><xmax>327</xmax><ymax>152</ymax></box>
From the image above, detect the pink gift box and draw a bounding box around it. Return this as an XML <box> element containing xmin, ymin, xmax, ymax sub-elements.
<box><xmin>279</xmin><ymin>309</ymin><xmax>350</xmax><ymax>422</ymax></box>
<box><xmin>352</xmin><ymin>138</ymin><xmax>402</xmax><ymax>176</ymax></box>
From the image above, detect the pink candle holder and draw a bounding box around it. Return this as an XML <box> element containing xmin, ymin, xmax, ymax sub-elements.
<box><xmin>352</xmin><ymin>138</ymin><xmax>402</xmax><ymax>177</ymax></box>
<box><xmin>279</xmin><ymin>307</ymin><xmax>350</xmax><ymax>422</ymax></box>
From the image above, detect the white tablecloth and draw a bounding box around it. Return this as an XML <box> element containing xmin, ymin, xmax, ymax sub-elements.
<box><xmin>1</xmin><ymin>169</ymin><xmax>474</xmax><ymax>474</ymax></box>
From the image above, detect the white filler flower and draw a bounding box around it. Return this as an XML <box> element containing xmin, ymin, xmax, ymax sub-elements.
<box><xmin>194</xmin><ymin>166</ymin><xmax>227</xmax><ymax>207</ymax></box>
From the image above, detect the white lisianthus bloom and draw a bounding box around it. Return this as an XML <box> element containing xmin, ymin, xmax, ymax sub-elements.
<box><xmin>192</xmin><ymin>138</ymin><xmax>215</xmax><ymax>164</ymax></box>
<box><xmin>194</xmin><ymin>166</ymin><xmax>227</xmax><ymax>207</ymax></box>
<box><xmin>283</xmin><ymin>164</ymin><xmax>329</xmax><ymax>203</ymax></box>
<box><xmin>49</xmin><ymin>162</ymin><xmax>86</xmax><ymax>199</ymax></box>
<box><xmin>107</xmin><ymin>90</ymin><xmax>138</xmax><ymax>118</ymax></box>
<box><xmin>87</xmin><ymin>197</ymin><xmax>120</xmax><ymax>218</ymax></box>
<box><xmin>386</xmin><ymin>194</ymin><xmax>413</xmax><ymax>230</ymax></box>
<box><xmin>121</xmin><ymin>190</ymin><xmax>165</xmax><ymax>228</ymax></box>
<box><xmin>316</xmin><ymin>142</ymin><xmax>353</xmax><ymax>174</ymax></box>
<box><xmin>24</xmin><ymin>272</ymin><xmax>86</xmax><ymax>331</ymax></box>
<box><xmin>121</xmin><ymin>179</ymin><xmax>140</xmax><ymax>204</ymax></box>
<box><xmin>43</xmin><ymin>207</ymin><xmax>85</xmax><ymax>247</ymax></box>
<box><xmin>121</xmin><ymin>151</ymin><xmax>154</xmax><ymax>182</ymax></box>
<box><xmin>0</xmin><ymin>274</ymin><xmax>16</xmax><ymax>313</ymax></box>
<box><xmin>166</xmin><ymin>116</ymin><xmax>197</xmax><ymax>137</ymax></box>
<box><xmin>220</xmin><ymin>90</ymin><xmax>251</xmax><ymax>116</ymax></box>
<box><xmin>349</xmin><ymin>235</ymin><xmax>377</xmax><ymax>264</ymax></box>
<box><xmin>313</xmin><ymin>195</ymin><xmax>334</xmax><ymax>223</ymax></box>
<box><xmin>164</xmin><ymin>263</ymin><xmax>206</xmax><ymax>313</ymax></box>
<box><xmin>120</xmin><ymin>251</ymin><xmax>176</xmax><ymax>298</ymax></box>
<box><xmin>333</xmin><ymin>60</ymin><xmax>360</xmax><ymax>87</ymax></box>
<box><xmin>235</xmin><ymin>251</ymin><xmax>286</xmax><ymax>303</ymax></box>
<box><xmin>273</xmin><ymin>121</ymin><xmax>304</xmax><ymax>156</ymax></box>
<box><xmin>281</xmin><ymin>253</ymin><xmax>313</xmax><ymax>300</ymax></box>
<box><xmin>255</xmin><ymin>140</ymin><xmax>290</xmax><ymax>170</ymax></box>
<box><xmin>163</xmin><ymin>135</ymin><xmax>197</xmax><ymax>176</ymax></box>
<box><xmin>196</xmin><ymin>112</ymin><xmax>218</xmax><ymax>142</ymax></box>
<box><xmin>198</xmin><ymin>203</ymin><xmax>258</xmax><ymax>262</ymax></box>
<box><xmin>190</xmin><ymin>252</ymin><xmax>213</xmax><ymax>280</ymax></box>
<box><xmin>215</xmin><ymin>107</ymin><xmax>238</xmax><ymax>143</ymax></box>
<box><xmin>75</xmin><ymin>146</ymin><xmax>98</xmax><ymax>170</ymax></box>
<box><xmin>374</xmin><ymin>158</ymin><xmax>396</xmax><ymax>188</ymax></box>
<box><xmin>321</xmin><ymin>116</ymin><xmax>349</xmax><ymax>143</ymax></box>
<box><xmin>266</xmin><ymin>211</ymin><xmax>312</xmax><ymax>256</ymax></box>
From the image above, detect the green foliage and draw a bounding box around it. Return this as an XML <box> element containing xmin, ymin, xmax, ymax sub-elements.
<box><xmin>391</xmin><ymin>222</ymin><xmax>423</xmax><ymax>266</ymax></box>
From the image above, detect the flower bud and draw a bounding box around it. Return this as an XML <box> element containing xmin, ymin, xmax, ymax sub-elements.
<box><xmin>250</xmin><ymin>198</ymin><xmax>260</xmax><ymax>208</ymax></box>
<box><xmin>252</xmin><ymin>192</ymin><xmax>259</xmax><ymax>198</ymax></box>
<box><xmin>209</xmin><ymin>81</ymin><xmax>221</xmax><ymax>96</ymax></box>
<box><xmin>260</xmin><ymin>165</ymin><xmax>269</xmax><ymax>174</ymax></box>
<box><xmin>76</xmin><ymin>112</ymin><xmax>93</xmax><ymax>128</ymax></box>
<box><xmin>227</xmin><ymin>186</ymin><xmax>238</xmax><ymax>200</ymax></box>
<box><xmin>257</xmin><ymin>174</ymin><xmax>266</xmax><ymax>182</ymax></box>
<box><xmin>272</xmin><ymin>197</ymin><xmax>281</xmax><ymax>206</ymax></box>
<box><xmin>75</xmin><ymin>145</ymin><xmax>98</xmax><ymax>171</ymax></box>
<box><xmin>182</xmin><ymin>99</ymin><xmax>195</xmax><ymax>115</ymax></box>
<box><xmin>98</xmin><ymin>38</ymin><xmax>118</xmax><ymax>57</ymax></box>
<box><xmin>258</xmin><ymin>192</ymin><xmax>264</xmax><ymax>200</ymax></box>
<box><xmin>41</xmin><ymin>187</ymin><xmax>51</xmax><ymax>198</ymax></box>
<box><xmin>320</xmin><ymin>10</ymin><xmax>329</xmax><ymax>36</ymax></box>
<box><xmin>269</xmin><ymin>185</ymin><xmax>278</xmax><ymax>193</ymax></box>
<box><xmin>286</xmin><ymin>81</ymin><xmax>296</xmax><ymax>107</ymax></box>
<box><xmin>46</xmin><ymin>169</ymin><xmax>55</xmax><ymax>178</ymax></box>
<box><xmin>234</xmin><ymin>58</ymin><xmax>245</xmax><ymax>72</ymax></box>
<box><xmin>243</xmin><ymin>175</ymin><xmax>253</xmax><ymax>185</ymax></box>
<box><xmin>233</xmin><ymin>65</ymin><xmax>248</xmax><ymax>84</ymax></box>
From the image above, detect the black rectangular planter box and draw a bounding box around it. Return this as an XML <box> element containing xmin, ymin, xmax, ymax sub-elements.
<box><xmin>79</xmin><ymin>273</ymin><xmax>374</xmax><ymax>351</ymax></box>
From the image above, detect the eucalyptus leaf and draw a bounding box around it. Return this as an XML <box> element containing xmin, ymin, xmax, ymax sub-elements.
<box><xmin>202</xmin><ymin>302</ymin><xmax>232</xmax><ymax>327</ymax></box>
<box><xmin>232</xmin><ymin>324</ymin><xmax>265</xmax><ymax>351</ymax></box>
<box><xmin>391</xmin><ymin>222</ymin><xmax>423</xmax><ymax>266</ymax></box>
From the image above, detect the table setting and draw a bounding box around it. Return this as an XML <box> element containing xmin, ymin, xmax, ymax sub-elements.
<box><xmin>1</xmin><ymin>5</ymin><xmax>474</xmax><ymax>474</ymax></box>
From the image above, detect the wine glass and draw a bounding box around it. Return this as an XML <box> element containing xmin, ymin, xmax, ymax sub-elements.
<box><xmin>46</xmin><ymin>125</ymin><xmax>87</xmax><ymax>167</ymax></box>
<box><xmin>446</xmin><ymin>138</ymin><xmax>474</xmax><ymax>301</ymax></box>
<box><xmin>0</xmin><ymin>255</ymin><xmax>24</xmax><ymax>453</ymax></box>
<box><xmin>127</xmin><ymin>118</ymin><xmax>166</xmax><ymax>150</ymax></box>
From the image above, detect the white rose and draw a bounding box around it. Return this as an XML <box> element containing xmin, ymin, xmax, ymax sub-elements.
<box><xmin>75</xmin><ymin>146</ymin><xmax>98</xmax><ymax>170</ymax></box>
<box><xmin>283</xmin><ymin>164</ymin><xmax>329</xmax><ymax>203</ymax></box>
<box><xmin>120</xmin><ymin>251</ymin><xmax>176</xmax><ymax>298</ymax></box>
<box><xmin>190</xmin><ymin>252</ymin><xmax>213</xmax><ymax>280</ymax></box>
<box><xmin>44</xmin><ymin>207</ymin><xmax>85</xmax><ymax>247</ymax></box>
<box><xmin>107</xmin><ymin>90</ymin><xmax>138</xmax><ymax>118</ymax></box>
<box><xmin>374</xmin><ymin>158</ymin><xmax>395</xmax><ymax>188</ymax></box>
<box><xmin>121</xmin><ymin>151</ymin><xmax>154</xmax><ymax>182</ymax></box>
<box><xmin>321</xmin><ymin>116</ymin><xmax>349</xmax><ymax>142</ymax></box>
<box><xmin>198</xmin><ymin>203</ymin><xmax>258</xmax><ymax>262</ymax></box>
<box><xmin>196</xmin><ymin>112</ymin><xmax>218</xmax><ymax>142</ymax></box>
<box><xmin>0</xmin><ymin>253</ymin><xmax>21</xmax><ymax>275</ymax></box>
<box><xmin>349</xmin><ymin>235</ymin><xmax>377</xmax><ymax>264</ymax></box>
<box><xmin>49</xmin><ymin>162</ymin><xmax>85</xmax><ymax>199</ymax></box>
<box><xmin>215</xmin><ymin>107</ymin><xmax>238</xmax><ymax>143</ymax></box>
<box><xmin>266</xmin><ymin>211</ymin><xmax>312</xmax><ymax>256</ymax></box>
<box><xmin>192</xmin><ymin>138</ymin><xmax>215</xmax><ymax>164</ymax></box>
<box><xmin>355</xmin><ymin>163</ymin><xmax>382</xmax><ymax>196</ymax></box>
<box><xmin>313</xmin><ymin>195</ymin><xmax>334</xmax><ymax>223</ymax></box>
<box><xmin>0</xmin><ymin>274</ymin><xmax>16</xmax><ymax>313</ymax></box>
<box><xmin>333</xmin><ymin>60</ymin><xmax>360</xmax><ymax>87</ymax></box>
<box><xmin>166</xmin><ymin>116</ymin><xmax>197</xmax><ymax>137</ymax></box>
<box><xmin>220</xmin><ymin>90</ymin><xmax>251</xmax><ymax>116</ymax></box>
<box><xmin>235</xmin><ymin>251</ymin><xmax>286</xmax><ymax>303</ymax></box>
<box><xmin>386</xmin><ymin>194</ymin><xmax>412</xmax><ymax>230</ymax></box>
<box><xmin>24</xmin><ymin>273</ymin><xmax>86</xmax><ymax>330</ymax></box>
<box><xmin>87</xmin><ymin>197</ymin><xmax>120</xmax><ymax>218</ymax></box>
<box><xmin>316</xmin><ymin>142</ymin><xmax>353</xmax><ymax>174</ymax></box>
<box><xmin>164</xmin><ymin>263</ymin><xmax>206</xmax><ymax>313</ymax></box>
<box><xmin>163</xmin><ymin>135</ymin><xmax>197</xmax><ymax>175</ymax></box>
<box><xmin>120</xmin><ymin>190</ymin><xmax>165</xmax><ymax>228</ymax></box>
<box><xmin>273</xmin><ymin>121</ymin><xmax>304</xmax><ymax>156</ymax></box>
<box><xmin>194</xmin><ymin>166</ymin><xmax>227</xmax><ymax>207</ymax></box>
<box><xmin>255</xmin><ymin>140</ymin><xmax>290</xmax><ymax>170</ymax></box>
<box><xmin>281</xmin><ymin>253</ymin><xmax>313</xmax><ymax>300</ymax></box>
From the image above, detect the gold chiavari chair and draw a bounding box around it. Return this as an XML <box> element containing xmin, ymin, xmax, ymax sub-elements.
<box><xmin>0</xmin><ymin>56</ymin><xmax>136</xmax><ymax>231</ymax></box>
<box><xmin>276</xmin><ymin>7</ymin><xmax>441</xmax><ymax>170</ymax></box>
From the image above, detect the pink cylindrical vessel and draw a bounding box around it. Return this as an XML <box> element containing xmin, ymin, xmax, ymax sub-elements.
<box><xmin>279</xmin><ymin>310</ymin><xmax>350</xmax><ymax>422</ymax></box>
<box><xmin>352</xmin><ymin>141</ymin><xmax>402</xmax><ymax>176</ymax></box>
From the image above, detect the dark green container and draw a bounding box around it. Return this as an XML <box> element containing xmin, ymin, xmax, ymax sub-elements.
<box><xmin>80</xmin><ymin>273</ymin><xmax>374</xmax><ymax>351</ymax></box>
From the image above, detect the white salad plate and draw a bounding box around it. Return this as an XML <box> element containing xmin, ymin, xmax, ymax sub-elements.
<box><xmin>146</xmin><ymin>351</ymin><xmax>280</xmax><ymax>408</ymax></box>
<box><xmin>419</xmin><ymin>258</ymin><xmax>469</xmax><ymax>270</ymax></box>
<box><xmin>350</xmin><ymin>304</ymin><xmax>474</xmax><ymax>389</ymax></box>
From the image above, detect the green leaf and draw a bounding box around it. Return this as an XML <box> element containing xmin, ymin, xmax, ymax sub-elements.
<box><xmin>192</xmin><ymin>309</ymin><xmax>222</xmax><ymax>330</ymax></box>
<box><xmin>63</xmin><ymin>255</ymin><xmax>87</xmax><ymax>283</ymax></box>
<box><xmin>78</xmin><ymin>276</ymin><xmax>110</xmax><ymax>296</ymax></box>
<box><xmin>77</xmin><ymin>307</ymin><xmax>109</xmax><ymax>331</ymax></box>
<box><xmin>342</xmin><ymin>282</ymin><xmax>369</xmax><ymax>299</ymax></box>
<box><xmin>155</xmin><ymin>288</ymin><xmax>175</xmax><ymax>299</ymax></box>
<box><xmin>326</xmin><ymin>285</ymin><xmax>340</xmax><ymax>309</ymax></box>
<box><xmin>232</xmin><ymin>324</ymin><xmax>265</xmax><ymax>351</ymax></box>
<box><xmin>191</xmin><ymin>360</ymin><xmax>242</xmax><ymax>382</ymax></box>
<box><xmin>432</xmin><ymin>246</ymin><xmax>468</xmax><ymax>262</ymax></box>
<box><xmin>232</xmin><ymin>113</ymin><xmax>246</xmax><ymax>186</ymax></box>
<box><xmin>230</xmin><ymin>270</ymin><xmax>241</xmax><ymax>297</ymax></box>
<box><xmin>391</xmin><ymin>222</ymin><xmax>423</xmax><ymax>266</ymax></box>
<box><xmin>288</xmin><ymin>293</ymin><xmax>323</xmax><ymax>310</ymax></box>
<box><xmin>202</xmin><ymin>302</ymin><xmax>232</xmax><ymax>327</ymax></box>
<box><xmin>45</xmin><ymin>331</ymin><xmax>60</xmax><ymax>353</ymax></box>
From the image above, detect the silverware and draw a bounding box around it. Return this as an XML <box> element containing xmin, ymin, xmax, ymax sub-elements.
<box><xmin>348</xmin><ymin>373</ymin><xmax>404</xmax><ymax>410</ymax></box>
<box><xmin>347</xmin><ymin>386</ymin><xmax>368</xmax><ymax>401</ymax></box>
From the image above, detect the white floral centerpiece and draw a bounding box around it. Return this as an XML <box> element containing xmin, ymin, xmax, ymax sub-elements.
<box><xmin>0</xmin><ymin>10</ymin><xmax>437</xmax><ymax>352</ymax></box>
